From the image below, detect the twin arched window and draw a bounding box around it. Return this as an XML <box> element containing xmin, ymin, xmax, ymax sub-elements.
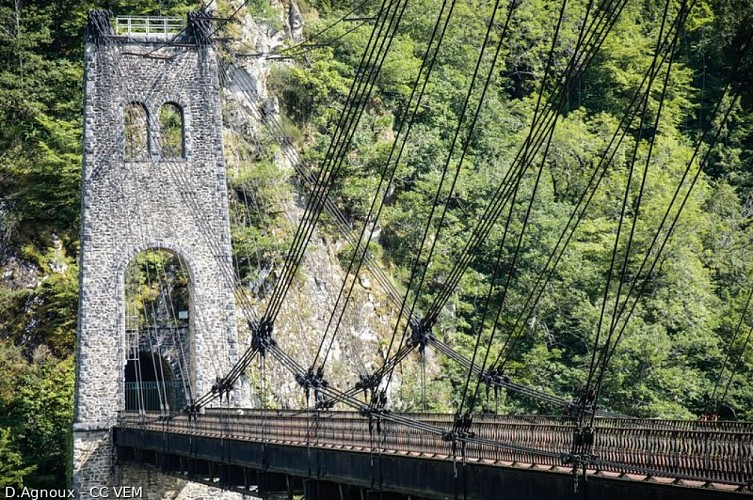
<box><xmin>124</xmin><ymin>101</ymin><xmax>184</xmax><ymax>160</ymax></box>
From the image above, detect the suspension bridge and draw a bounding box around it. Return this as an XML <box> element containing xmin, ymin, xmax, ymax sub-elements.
<box><xmin>73</xmin><ymin>2</ymin><xmax>753</xmax><ymax>499</ymax></box>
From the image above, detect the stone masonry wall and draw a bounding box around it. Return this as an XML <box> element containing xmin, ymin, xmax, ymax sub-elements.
<box><xmin>115</xmin><ymin>465</ymin><xmax>261</xmax><ymax>500</ymax></box>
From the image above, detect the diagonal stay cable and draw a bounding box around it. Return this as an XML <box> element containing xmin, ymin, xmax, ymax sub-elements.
<box><xmin>262</xmin><ymin>0</ymin><xmax>406</xmax><ymax>325</ymax></box>
<box><xmin>490</xmin><ymin>0</ymin><xmax>689</xmax><ymax>374</ymax></box>
<box><xmin>311</xmin><ymin>0</ymin><xmax>459</xmax><ymax>373</ymax></box>
<box><xmin>598</xmin><ymin>30</ymin><xmax>753</xmax><ymax>391</ymax></box>
<box><xmin>377</xmin><ymin>0</ymin><xmax>516</xmax><ymax>407</ymax></box>
<box><xmin>588</xmin><ymin>0</ymin><xmax>684</xmax><ymax>427</ymax></box>
<box><xmin>423</xmin><ymin>0</ymin><xmax>631</xmax><ymax>324</ymax></box>
<box><xmin>459</xmin><ymin>0</ymin><xmax>576</xmax><ymax>419</ymax></box>
<box><xmin>582</xmin><ymin>0</ymin><xmax>676</xmax><ymax>417</ymax></box>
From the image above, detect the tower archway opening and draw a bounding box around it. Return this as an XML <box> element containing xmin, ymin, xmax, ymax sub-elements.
<box><xmin>159</xmin><ymin>102</ymin><xmax>184</xmax><ymax>158</ymax></box>
<box><xmin>124</xmin><ymin>249</ymin><xmax>192</xmax><ymax>412</ymax></box>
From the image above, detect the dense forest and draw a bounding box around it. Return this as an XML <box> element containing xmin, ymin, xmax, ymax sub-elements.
<box><xmin>1</xmin><ymin>0</ymin><xmax>753</xmax><ymax>489</ymax></box>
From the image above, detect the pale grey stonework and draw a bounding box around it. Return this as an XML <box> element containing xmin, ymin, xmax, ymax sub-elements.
<box><xmin>73</xmin><ymin>21</ymin><xmax>241</xmax><ymax>498</ymax></box>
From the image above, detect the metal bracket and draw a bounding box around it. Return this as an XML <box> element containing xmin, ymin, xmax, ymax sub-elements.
<box><xmin>251</xmin><ymin>319</ymin><xmax>276</xmax><ymax>356</ymax></box>
<box><xmin>355</xmin><ymin>372</ymin><xmax>382</xmax><ymax>398</ymax></box>
<box><xmin>211</xmin><ymin>374</ymin><xmax>234</xmax><ymax>400</ymax></box>
<box><xmin>296</xmin><ymin>365</ymin><xmax>330</xmax><ymax>407</ymax></box>
<box><xmin>407</xmin><ymin>317</ymin><xmax>435</xmax><ymax>352</ymax></box>
<box><xmin>188</xmin><ymin>11</ymin><xmax>213</xmax><ymax>45</ymax></box>
<box><xmin>565</xmin><ymin>386</ymin><xmax>597</xmax><ymax>418</ymax></box>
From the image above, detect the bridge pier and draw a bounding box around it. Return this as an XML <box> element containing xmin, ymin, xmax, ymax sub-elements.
<box><xmin>303</xmin><ymin>479</ymin><xmax>339</xmax><ymax>500</ymax></box>
<box><xmin>257</xmin><ymin>471</ymin><xmax>291</xmax><ymax>496</ymax></box>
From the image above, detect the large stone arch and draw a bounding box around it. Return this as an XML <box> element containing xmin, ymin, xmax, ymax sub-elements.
<box><xmin>116</xmin><ymin>242</ymin><xmax>199</xmax><ymax>412</ymax></box>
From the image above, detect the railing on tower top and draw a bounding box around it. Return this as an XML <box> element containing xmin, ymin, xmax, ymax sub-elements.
<box><xmin>115</xmin><ymin>16</ymin><xmax>185</xmax><ymax>36</ymax></box>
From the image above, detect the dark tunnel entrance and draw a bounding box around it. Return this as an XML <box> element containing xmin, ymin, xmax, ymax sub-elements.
<box><xmin>124</xmin><ymin>351</ymin><xmax>185</xmax><ymax>412</ymax></box>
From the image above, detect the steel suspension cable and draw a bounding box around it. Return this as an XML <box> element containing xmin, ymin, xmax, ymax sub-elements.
<box><xmin>311</xmin><ymin>0</ymin><xmax>459</xmax><ymax>372</ymax></box>
<box><xmin>588</xmin><ymin>0</ymin><xmax>685</xmax><ymax>425</ymax></box>
<box><xmin>457</xmin><ymin>0</ymin><xmax>574</xmax><ymax>418</ymax></box>
<box><xmin>709</xmin><ymin>286</ymin><xmax>753</xmax><ymax>410</ymax></box>
<box><xmin>262</xmin><ymin>0</ymin><xmax>407</xmax><ymax>326</ymax></box>
<box><xmin>583</xmin><ymin>0</ymin><xmax>676</xmax><ymax>409</ymax></box>
<box><xmin>273</xmin><ymin>0</ymin><xmax>373</xmax><ymax>56</ymax></box>
<box><xmin>423</xmin><ymin>0</ymin><xmax>630</xmax><ymax>324</ymax></box>
<box><xmin>599</xmin><ymin>33</ymin><xmax>753</xmax><ymax>387</ymax></box>
<box><xmin>491</xmin><ymin>1</ymin><xmax>688</xmax><ymax>374</ymax></box>
<box><xmin>376</xmin><ymin>0</ymin><xmax>514</xmax><ymax>408</ymax></box>
<box><xmin>262</xmin><ymin>0</ymin><xmax>400</xmax><ymax>321</ymax></box>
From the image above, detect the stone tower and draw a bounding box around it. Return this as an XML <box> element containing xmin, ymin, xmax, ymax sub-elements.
<box><xmin>73</xmin><ymin>11</ymin><xmax>239</xmax><ymax>495</ymax></box>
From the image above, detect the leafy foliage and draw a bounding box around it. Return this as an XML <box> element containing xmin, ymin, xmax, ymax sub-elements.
<box><xmin>275</xmin><ymin>0</ymin><xmax>753</xmax><ymax>420</ymax></box>
<box><xmin>0</xmin><ymin>0</ymin><xmax>200</xmax><ymax>488</ymax></box>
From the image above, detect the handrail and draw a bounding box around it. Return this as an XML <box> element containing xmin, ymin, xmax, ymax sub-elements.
<box><xmin>115</xmin><ymin>16</ymin><xmax>185</xmax><ymax>36</ymax></box>
<box><xmin>116</xmin><ymin>410</ymin><xmax>753</xmax><ymax>488</ymax></box>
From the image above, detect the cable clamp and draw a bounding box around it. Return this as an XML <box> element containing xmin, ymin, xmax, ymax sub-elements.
<box><xmin>355</xmin><ymin>372</ymin><xmax>382</xmax><ymax>400</ymax></box>
<box><xmin>479</xmin><ymin>365</ymin><xmax>510</xmax><ymax>387</ymax></box>
<box><xmin>251</xmin><ymin>319</ymin><xmax>276</xmax><ymax>356</ymax></box>
<box><xmin>183</xmin><ymin>403</ymin><xmax>201</xmax><ymax>421</ymax></box>
<box><xmin>565</xmin><ymin>386</ymin><xmax>597</xmax><ymax>417</ymax></box>
<box><xmin>408</xmin><ymin>317</ymin><xmax>436</xmax><ymax>352</ymax></box>
<box><xmin>211</xmin><ymin>375</ymin><xmax>234</xmax><ymax>400</ymax></box>
<box><xmin>370</xmin><ymin>389</ymin><xmax>389</xmax><ymax>411</ymax></box>
<box><xmin>296</xmin><ymin>365</ymin><xmax>330</xmax><ymax>406</ymax></box>
<box><xmin>452</xmin><ymin>412</ymin><xmax>476</xmax><ymax>439</ymax></box>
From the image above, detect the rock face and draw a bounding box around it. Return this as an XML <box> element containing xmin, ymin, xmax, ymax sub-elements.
<box><xmin>116</xmin><ymin>465</ymin><xmax>261</xmax><ymax>500</ymax></box>
<box><xmin>288</xmin><ymin>2</ymin><xmax>304</xmax><ymax>41</ymax></box>
<box><xmin>223</xmin><ymin>79</ymin><xmax>401</xmax><ymax>407</ymax></box>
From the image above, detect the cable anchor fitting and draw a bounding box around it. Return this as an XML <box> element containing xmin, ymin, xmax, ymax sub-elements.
<box><xmin>452</xmin><ymin>411</ymin><xmax>476</xmax><ymax>439</ymax></box>
<box><xmin>565</xmin><ymin>386</ymin><xmax>597</xmax><ymax>418</ymax></box>
<box><xmin>187</xmin><ymin>11</ymin><xmax>213</xmax><ymax>46</ymax></box>
<box><xmin>355</xmin><ymin>372</ymin><xmax>382</xmax><ymax>400</ymax></box>
<box><xmin>211</xmin><ymin>374</ymin><xmax>234</xmax><ymax>401</ymax></box>
<box><xmin>408</xmin><ymin>317</ymin><xmax>436</xmax><ymax>353</ymax></box>
<box><xmin>251</xmin><ymin>319</ymin><xmax>276</xmax><ymax>356</ymax></box>
<box><xmin>87</xmin><ymin>10</ymin><xmax>114</xmax><ymax>42</ymax></box>
<box><xmin>561</xmin><ymin>426</ymin><xmax>597</xmax><ymax>467</ymax></box>
<box><xmin>296</xmin><ymin>365</ymin><xmax>330</xmax><ymax>408</ymax></box>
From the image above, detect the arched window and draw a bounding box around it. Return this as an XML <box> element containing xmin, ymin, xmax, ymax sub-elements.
<box><xmin>124</xmin><ymin>102</ymin><xmax>150</xmax><ymax>160</ymax></box>
<box><xmin>159</xmin><ymin>102</ymin><xmax>184</xmax><ymax>159</ymax></box>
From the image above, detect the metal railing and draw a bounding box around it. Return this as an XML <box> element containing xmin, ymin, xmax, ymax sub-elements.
<box><xmin>117</xmin><ymin>410</ymin><xmax>753</xmax><ymax>489</ymax></box>
<box><xmin>124</xmin><ymin>381</ymin><xmax>186</xmax><ymax>412</ymax></box>
<box><xmin>115</xmin><ymin>16</ymin><xmax>184</xmax><ymax>36</ymax></box>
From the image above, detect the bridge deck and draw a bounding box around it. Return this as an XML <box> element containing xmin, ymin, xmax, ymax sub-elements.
<box><xmin>115</xmin><ymin>410</ymin><xmax>753</xmax><ymax>497</ymax></box>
